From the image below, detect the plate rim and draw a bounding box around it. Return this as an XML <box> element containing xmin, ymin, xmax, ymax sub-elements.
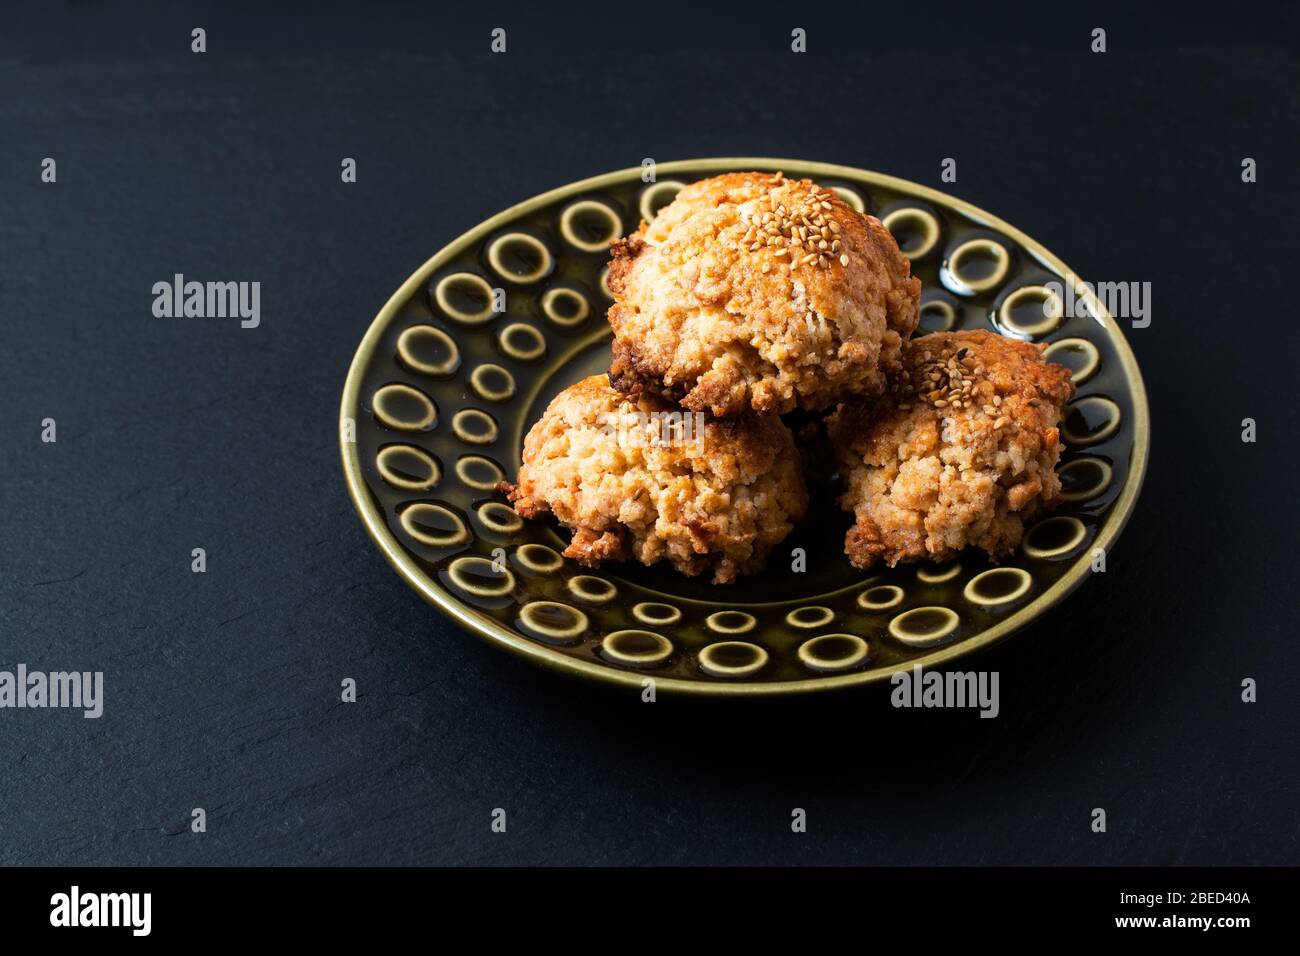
<box><xmin>338</xmin><ymin>157</ymin><xmax>1151</xmax><ymax>697</ymax></box>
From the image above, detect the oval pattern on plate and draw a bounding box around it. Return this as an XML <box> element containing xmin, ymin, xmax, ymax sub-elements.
<box><xmin>917</xmin><ymin>561</ymin><xmax>961</xmax><ymax>583</ymax></box>
<box><xmin>918</xmin><ymin>297</ymin><xmax>958</xmax><ymax>333</ymax></box>
<box><xmin>560</xmin><ymin>200</ymin><xmax>622</xmax><ymax>252</ymax></box>
<box><xmin>513</xmin><ymin>543</ymin><xmax>564</xmax><ymax>573</ymax></box>
<box><xmin>888</xmin><ymin>607</ymin><xmax>960</xmax><ymax>647</ymax></box>
<box><xmin>699</xmin><ymin>641</ymin><xmax>769</xmax><ymax>678</ymax></box>
<box><xmin>376</xmin><ymin>444</ymin><xmax>441</xmax><ymax>491</ymax></box>
<box><xmin>447</xmin><ymin>556</ymin><xmax>515</xmax><ymax>598</ymax></box>
<box><xmin>797</xmin><ymin>634</ymin><xmax>870</xmax><ymax>672</ymax></box>
<box><xmin>786</xmin><ymin>606</ymin><xmax>834</xmax><ymax>629</ymax></box>
<box><xmin>454</xmin><ymin>455</ymin><xmax>505</xmax><ymax>491</ymax></box>
<box><xmin>397</xmin><ymin>325</ymin><xmax>461</xmax><ymax>377</ymax></box>
<box><xmin>639</xmin><ymin>181</ymin><xmax>684</xmax><ymax>222</ymax></box>
<box><xmin>475</xmin><ymin>501</ymin><xmax>523</xmax><ymax>534</ymax></box>
<box><xmin>633</xmin><ymin>602</ymin><xmax>682</xmax><ymax>626</ymax></box>
<box><xmin>469</xmin><ymin>363</ymin><xmax>516</xmax><ymax>403</ymax></box>
<box><xmin>1058</xmin><ymin>456</ymin><xmax>1113</xmax><ymax>502</ymax></box>
<box><xmin>883</xmin><ymin>207</ymin><xmax>941</xmax><ymax>261</ymax></box>
<box><xmin>831</xmin><ymin>186</ymin><xmax>865</xmax><ymax>213</ymax></box>
<box><xmin>1062</xmin><ymin>396</ymin><xmax>1122</xmax><ymax>447</ymax></box>
<box><xmin>1044</xmin><ymin>337</ymin><xmax>1100</xmax><ymax>385</ymax></box>
<box><xmin>432</xmin><ymin>272</ymin><xmax>497</xmax><ymax>325</ymax></box>
<box><xmin>518</xmin><ymin>601</ymin><xmax>588</xmax><ymax>644</ymax></box>
<box><xmin>539</xmin><ymin>287</ymin><xmax>590</xmax><ymax>327</ymax></box>
<box><xmin>942</xmin><ymin>239</ymin><xmax>1010</xmax><ymax>295</ymax></box>
<box><xmin>498</xmin><ymin>322</ymin><xmax>547</xmax><ymax>361</ymax></box>
<box><xmin>373</xmin><ymin>383</ymin><xmax>437</xmax><ymax>431</ymax></box>
<box><xmin>567</xmin><ymin>575</ymin><xmax>617</xmax><ymax>604</ymax></box>
<box><xmin>398</xmin><ymin>502</ymin><xmax>469</xmax><ymax>548</ymax></box>
<box><xmin>1022</xmin><ymin>516</ymin><xmax>1088</xmax><ymax>559</ymax></box>
<box><xmin>859</xmin><ymin>585</ymin><xmax>905</xmax><ymax>611</ymax></box>
<box><xmin>452</xmin><ymin>408</ymin><xmax>499</xmax><ymax>445</ymax></box>
<box><xmin>601</xmin><ymin>629</ymin><xmax>674</xmax><ymax>667</ymax></box>
<box><xmin>964</xmin><ymin>567</ymin><xmax>1032</xmax><ymax>606</ymax></box>
<box><xmin>487</xmin><ymin>232</ymin><xmax>553</xmax><ymax>284</ymax></box>
<box><xmin>996</xmin><ymin>285</ymin><xmax>1064</xmax><ymax>339</ymax></box>
<box><xmin>706</xmin><ymin>611</ymin><xmax>756</xmax><ymax>635</ymax></box>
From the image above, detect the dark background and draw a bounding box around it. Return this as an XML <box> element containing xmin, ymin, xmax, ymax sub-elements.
<box><xmin>1</xmin><ymin>1</ymin><xmax>1297</xmax><ymax>866</ymax></box>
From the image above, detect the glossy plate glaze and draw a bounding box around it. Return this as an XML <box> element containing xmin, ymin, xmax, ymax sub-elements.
<box><xmin>339</xmin><ymin>159</ymin><xmax>1149</xmax><ymax>696</ymax></box>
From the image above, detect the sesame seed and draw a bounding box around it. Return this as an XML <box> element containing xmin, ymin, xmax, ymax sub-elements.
<box><xmin>754</xmin><ymin>181</ymin><xmax>849</xmax><ymax>270</ymax></box>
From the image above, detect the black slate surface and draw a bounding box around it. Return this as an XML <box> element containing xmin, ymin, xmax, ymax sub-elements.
<box><xmin>1</xmin><ymin>2</ymin><xmax>1297</xmax><ymax>866</ymax></box>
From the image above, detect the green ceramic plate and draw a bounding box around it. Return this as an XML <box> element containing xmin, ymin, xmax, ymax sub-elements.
<box><xmin>339</xmin><ymin>158</ymin><xmax>1149</xmax><ymax>696</ymax></box>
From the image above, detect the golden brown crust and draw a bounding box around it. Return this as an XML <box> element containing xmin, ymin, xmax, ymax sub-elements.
<box><xmin>503</xmin><ymin>374</ymin><xmax>808</xmax><ymax>584</ymax></box>
<box><xmin>606</xmin><ymin>171</ymin><xmax>920</xmax><ymax>417</ymax></box>
<box><xmin>827</xmin><ymin>330</ymin><xmax>1074</xmax><ymax>569</ymax></box>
